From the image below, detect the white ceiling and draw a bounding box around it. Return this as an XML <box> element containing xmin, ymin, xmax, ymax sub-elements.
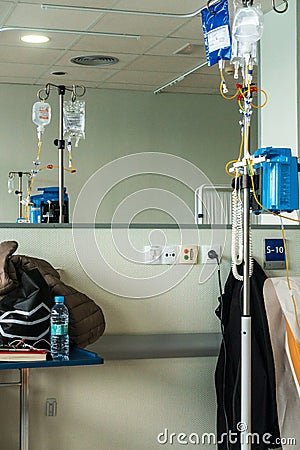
<box><xmin>0</xmin><ymin>1</ymin><xmax>275</xmax><ymax>94</ymax></box>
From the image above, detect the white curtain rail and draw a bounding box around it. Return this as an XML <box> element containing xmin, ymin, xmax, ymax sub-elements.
<box><xmin>41</xmin><ymin>2</ymin><xmax>220</xmax><ymax>19</ymax></box>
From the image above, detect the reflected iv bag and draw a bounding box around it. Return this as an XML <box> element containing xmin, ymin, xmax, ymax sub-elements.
<box><xmin>32</xmin><ymin>101</ymin><xmax>51</xmax><ymax>141</ymax></box>
<box><xmin>63</xmin><ymin>100</ymin><xmax>85</xmax><ymax>147</ymax></box>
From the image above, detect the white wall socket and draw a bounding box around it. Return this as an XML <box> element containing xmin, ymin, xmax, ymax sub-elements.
<box><xmin>201</xmin><ymin>245</ymin><xmax>221</xmax><ymax>264</ymax></box>
<box><xmin>144</xmin><ymin>245</ymin><xmax>198</xmax><ymax>265</ymax></box>
<box><xmin>161</xmin><ymin>246</ymin><xmax>178</xmax><ymax>264</ymax></box>
<box><xmin>144</xmin><ymin>246</ymin><xmax>163</xmax><ymax>264</ymax></box>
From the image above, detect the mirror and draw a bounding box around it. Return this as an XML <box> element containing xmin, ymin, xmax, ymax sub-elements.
<box><xmin>2</xmin><ymin>84</ymin><xmax>257</xmax><ymax>224</ymax></box>
<box><xmin>3</xmin><ymin>0</ymin><xmax>296</xmax><ymax>225</ymax></box>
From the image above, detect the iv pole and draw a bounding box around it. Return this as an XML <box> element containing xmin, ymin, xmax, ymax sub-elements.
<box><xmin>35</xmin><ymin>82</ymin><xmax>84</xmax><ymax>224</ymax></box>
<box><xmin>241</xmin><ymin>92</ymin><xmax>252</xmax><ymax>450</ymax></box>
<box><xmin>54</xmin><ymin>85</ymin><xmax>66</xmax><ymax>224</ymax></box>
<box><xmin>8</xmin><ymin>171</ymin><xmax>31</xmax><ymax>219</ymax></box>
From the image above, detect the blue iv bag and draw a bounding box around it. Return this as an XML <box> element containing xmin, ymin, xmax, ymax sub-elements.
<box><xmin>201</xmin><ymin>0</ymin><xmax>232</xmax><ymax>66</ymax></box>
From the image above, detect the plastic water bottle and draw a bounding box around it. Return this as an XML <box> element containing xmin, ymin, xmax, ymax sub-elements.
<box><xmin>50</xmin><ymin>296</ymin><xmax>69</xmax><ymax>360</ymax></box>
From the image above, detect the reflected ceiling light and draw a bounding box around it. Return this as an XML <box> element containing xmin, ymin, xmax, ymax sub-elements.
<box><xmin>21</xmin><ymin>34</ymin><xmax>50</xmax><ymax>43</ymax></box>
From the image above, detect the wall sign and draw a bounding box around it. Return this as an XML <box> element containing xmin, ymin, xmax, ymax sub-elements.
<box><xmin>264</xmin><ymin>238</ymin><xmax>286</xmax><ymax>269</ymax></box>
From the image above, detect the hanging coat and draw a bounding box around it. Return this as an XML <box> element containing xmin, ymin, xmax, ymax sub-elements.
<box><xmin>0</xmin><ymin>241</ymin><xmax>105</xmax><ymax>348</ymax></box>
<box><xmin>215</xmin><ymin>260</ymin><xmax>281</xmax><ymax>450</ymax></box>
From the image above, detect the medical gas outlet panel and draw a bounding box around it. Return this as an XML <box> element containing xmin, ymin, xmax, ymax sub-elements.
<box><xmin>144</xmin><ymin>246</ymin><xmax>221</xmax><ymax>265</ymax></box>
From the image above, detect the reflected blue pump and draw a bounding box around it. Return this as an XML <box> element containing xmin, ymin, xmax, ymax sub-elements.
<box><xmin>30</xmin><ymin>186</ymin><xmax>69</xmax><ymax>223</ymax></box>
<box><xmin>253</xmin><ymin>147</ymin><xmax>299</xmax><ymax>213</ymax></box>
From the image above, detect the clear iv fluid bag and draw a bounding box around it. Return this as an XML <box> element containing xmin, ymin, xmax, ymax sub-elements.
<box><xmin>63</xmin><ymin>100</ymin><xmax>85</xmax><ymax>147</ymax></box>
<box><xmin>231</xmin><ymin>2</ymin><xmax>263</xmax><ymax>76</ymax></box>
<box><xmin>232</xmin><ymin>3</ymin><xmax>264</xmax><ymax>49</ymax></box>
<box><xmin>7</xmin><ymin>177</ymin><xmax>14</xmax><ymax>194</ymax></box>
<box><xmin>32</xmin><ymin>101</ymin><xmax>51</xmax><ymax>128</ymax></box>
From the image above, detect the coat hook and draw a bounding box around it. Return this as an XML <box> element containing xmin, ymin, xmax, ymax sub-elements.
<box><xmin>272</xmin><ymin>0</ymin><xmax>288</xmax><ymax>14</ymax></box>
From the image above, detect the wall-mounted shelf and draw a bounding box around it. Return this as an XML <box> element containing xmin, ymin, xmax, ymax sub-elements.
<box><xmin>88</xmin><ymin>333</ymin><xmax>222</xmax><ymax>360</ymax></box>
<box><xmin>0</xmin><ymin>223</ymin><xmax>298</xmax><ymax>229</ymax></box>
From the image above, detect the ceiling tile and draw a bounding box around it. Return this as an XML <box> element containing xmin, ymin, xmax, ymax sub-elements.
<box><xmin>145</xmin><ymin>38</ymin><xmax>206</xmax><ymax>58</ymax></box>
<box><xmin>0</xmin><ymin>62</ymin><xmax>49</xmax><ymax>78</ymax></box>
<box><xmin>0</xmin><ymin>2</ymin><xmax>14</xmax><ymax>24</ymax></box>
<box><xmin>0</xmin><ymin>0</ymin><xmax>275</xmax><ymax>95</ymax></box>
<box><xmin>91</xmin><ymin>13</ymin><xmax>186</xmax><ymax>37</ymax></box>
<box><xmin>0</xmin><ymin>76</ymin><xmax>37</xmax><ymax>85</ymax></box>
<box><xmin>106</xmin><ymin>69</ymin><xmax>178</xmax><ymax>86</ymax></box>
<box><xmin>45</xmin><ymin>64</ymin><xmax>119</xmax><ymax>82</ymax></box>
<box><xmin>5</xmin><ymin>3</ymin><xmax>100</xmax><ymax>30</ymax></box>
<box><xmin>55</xmin><ymin>50</ymin><xmax>138</xmax><ymax>70</ymax></box>
<box><xmin>0</xmin><ymin>45</ymin><xmax>64</xmax><ymax>64</ymax></box>
<box><xmin>124</xmin><ymin>55</ymin><xmax>203</xmax><ymax>74</ymax></box>
<box><xmin>170</xmin><ymin>17</ymin><xmax>203</xmax><ymax>40</ymax></box>
<box><xmin>71</xmin><ymin>34</ymin><xmax>161</xmax><ymax>55</ymax></box>
<box><xmin>114</xmin><ymin>0</ymin><xmax>206</xmax><ymax>14</ymax></box>
<box><xmin>179</xmin><ymin>74</ymin><xmax>223</xmax><ymax>90</ymax></box>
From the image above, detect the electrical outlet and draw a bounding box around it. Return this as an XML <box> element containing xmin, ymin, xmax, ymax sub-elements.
<box><xmin>144</xmin><ymin>245</ymin><xmax>198</xmax><ymax>264</ymax></box>
<box><xmin>46</xmin><ymin>398</ymin><xmax>57</xmax><ymax>416</ymax></box>
<box><xmin>144</xmin><ymin>245</ymin><xmax>179</xmax><ymax>265</ymax></box>
<box><xmin>144</xmin><ymin>246</ymin><xmax>163</xmax><ymax>264</ymax></box>
<box><xmin>161</xmin><ymin>246</ymin><xmax>178</xmax><ymax>264</ymax></box>
<box><xmin>201</xmin><ymin>245</ymin><xmax>221</xmax><ymax>264</ymax></box>
<box><xmin>178</xmin><ymin>245</ymin><xmax>198</xmax><ymax>264</ymax></box>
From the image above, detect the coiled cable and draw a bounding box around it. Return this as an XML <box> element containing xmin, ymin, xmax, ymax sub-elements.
<box><xmin>231</xmin><ymin>188</ymin><xmax>254</xmax><ymax>281</ymax></box>
<box><xmin>231</xmin><ymin>189</ymin><xmax>243</xmax><ymax>281</ymax></box>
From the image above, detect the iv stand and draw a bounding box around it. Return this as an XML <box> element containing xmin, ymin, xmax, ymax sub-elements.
<box><xmin>54</xmin><ymin>85</ymin><xmax>66</xmax><ymax>224</ymax></box>
<box><xmin>241</xmin><ymin>92</ymin><xmax>252</xmax><ymax>450</ymax></box>
<box><xmin>8</xmin><ymin>171</ymin><xmax>31</xmax><ymax>219</ymax></box>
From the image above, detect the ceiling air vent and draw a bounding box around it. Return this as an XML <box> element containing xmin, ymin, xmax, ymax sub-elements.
<box><xmin>70</xmin><ymin>55</ymin><xmax>119</xmax><ymax>67</ymax></box>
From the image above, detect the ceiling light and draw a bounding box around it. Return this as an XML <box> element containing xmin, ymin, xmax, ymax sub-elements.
<box><xmin>21</xmin><ymin>35</ymin><xmax>50</xmax><ymax>44</ymax></box>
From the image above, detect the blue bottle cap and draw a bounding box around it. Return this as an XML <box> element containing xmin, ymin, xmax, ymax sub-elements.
<box><xmin>54</xmin><ymin>296</ymin><xmax>64</xmax><ymax>303</ymax></box>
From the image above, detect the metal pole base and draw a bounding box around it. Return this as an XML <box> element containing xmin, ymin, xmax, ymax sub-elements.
<box><xmin>20</xmin><ymin>368</ymin><xmax>29</xmax><ymax>450</ymax></box>
<box><xmin>241</xmin><ymin>316</ymin><xmax>251</xmax><ymax>450</ymax></box>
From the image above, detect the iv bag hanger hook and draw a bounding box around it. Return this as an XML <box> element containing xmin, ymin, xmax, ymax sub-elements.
<box><xmin>206</xmin><ymin>0</ymin><xmax>223</xmax><ymax>15</ymax></box>
<box><xmin>272</xmin><ymin>0</ymin><xmax>288</xmax><ymax>14</ymax></box>
<box><xmin>37</xmin><ymin>83</ymin><xmax>85</xmax><ymax>102</ymax></box>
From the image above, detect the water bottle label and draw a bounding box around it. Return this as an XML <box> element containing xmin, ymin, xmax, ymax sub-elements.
<box><xmin>51</xmin><ymin>324</ymin><xmax>68</xmax><ymax>336</ymax></box>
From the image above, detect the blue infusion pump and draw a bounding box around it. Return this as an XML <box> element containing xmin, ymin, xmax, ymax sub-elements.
<box><xmin>30</xmin><ymin>186</ymin><xmax>69</xmax><ymax>223</ymax></box>
<box><xmin>253</xmin><ymin>147</ymin><xmax>299</xmax><ymax>213</ymax></box>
